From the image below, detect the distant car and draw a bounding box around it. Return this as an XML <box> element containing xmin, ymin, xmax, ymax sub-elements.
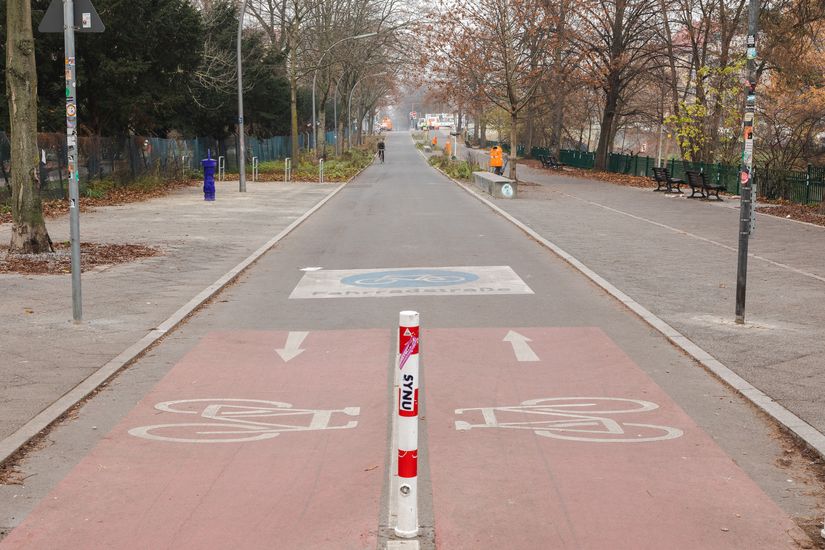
<box><xmin>380</xmin><ymin>117</ymin><xmax>393</xmax><ymax>131</ymax></box>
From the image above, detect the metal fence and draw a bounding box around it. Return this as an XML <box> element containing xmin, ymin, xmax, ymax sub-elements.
<box><xmin>531</xmin><ymin>146</ymin><xmax>825</xmax><ymax>205</ymax></box>
<box><xmin>0</xmin><ymin>131</ymin><xmax>335</xmax><ymax>201</ymax></box>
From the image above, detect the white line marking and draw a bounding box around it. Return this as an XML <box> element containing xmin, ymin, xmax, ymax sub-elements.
<box><xmin>503</xmin><ymin>330</ymin><xmax>539</xmax><ymax>362</ymax></box>
<box><xmin>562</xmin><ymin>192</ymin><xmax>825</xmax><ymax>284</ymax></box>
<box><xmin>275</xmin><ymin>331</ymin><xmax>309</xmax><ymax>362</ymax></box>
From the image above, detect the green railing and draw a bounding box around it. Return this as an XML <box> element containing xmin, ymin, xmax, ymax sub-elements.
<box><xmin>530</xmin><ymin>147</ymin><xmax>824</xmax><ymax>205</ymax></box>
<box><xmin>531</xmin><ymin>147</ymin><xmax>594</xmax><ymax>169</ymax></box>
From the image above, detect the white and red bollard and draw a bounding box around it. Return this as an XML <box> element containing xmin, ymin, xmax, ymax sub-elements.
<box><xmin>395</xmin><ymin>310</ymin><xmax>419</xmax><ymax>538</ymax></box>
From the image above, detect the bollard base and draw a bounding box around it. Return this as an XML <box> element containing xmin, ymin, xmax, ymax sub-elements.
<box><xmin>204</xmin><ymin>195</ymin><xmax>215</xmax><ymax>201</ymax></box>
<box><xmin>393</xmin><ymin>527</ymin><xmax>418</xmax><ymax>539</ymax></box>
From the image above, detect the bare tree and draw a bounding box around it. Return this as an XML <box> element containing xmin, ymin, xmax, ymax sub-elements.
<box><xmin>431</xmin><ymin>0</ymin><xmax>553</xmax><ymax>181</ymax></box>
<box><xmin>575</xmin><ymin>0</ymin><xmax>663</xmax><ymax>169</ymax></box>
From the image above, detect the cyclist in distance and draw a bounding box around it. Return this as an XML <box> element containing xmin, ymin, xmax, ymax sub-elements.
<box><xmin>377</xmin><ymin>139</ymin><xmax>385</xmax><ymax>163</ymax></box>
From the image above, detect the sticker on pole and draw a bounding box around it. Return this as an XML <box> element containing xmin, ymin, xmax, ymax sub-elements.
<box><xmin>289</xmin><ymin>266</ymin><xmax>534</xmax><ymax>299</ymax></box>
<box><xmin>399</xmin><ymin>335</ymin><xmax>418</xmax><ymax>370</ymax></box>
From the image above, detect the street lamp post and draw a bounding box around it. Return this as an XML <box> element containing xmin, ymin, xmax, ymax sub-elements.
<box><xmin>348</xmin><ymin>72</ymin><xmax>387</xmax><ymax>148</ymax></box>
<box><xmin>312</xmin><ymin>32</ymin><xmax>377</xmax><ymax>155</ymax></box>
<box><xmin>333</xmin><ymin>74</ymin><xmax>345</xmax><ymax>156</ymax></box>
<box><xmin>237</xmin><ymin>0</ymin><xmax>249</xmax><ymax>192</ymax></box>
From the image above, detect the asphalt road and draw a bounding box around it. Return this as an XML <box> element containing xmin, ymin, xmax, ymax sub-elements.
<box><xmin>0</xmin><ymin>131</ymin><xmax>821</xmax><ymax>548</ymax></box>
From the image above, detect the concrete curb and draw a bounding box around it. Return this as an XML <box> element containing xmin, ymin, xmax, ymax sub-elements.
<box><xmin>425</xmin><ymin>155</ymin><xmax>825</xmax><ymax>460</ymax></box>
<box><xmin>0</xmin><ymin>176</ymin><xmax>359</xmax><ymax>467</ymax></box>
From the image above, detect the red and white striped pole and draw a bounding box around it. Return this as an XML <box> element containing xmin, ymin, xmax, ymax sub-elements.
<box><xmin>395</xmin><ymin>310</ymin><xmax>419</xmax><ymax>538</ymax></box>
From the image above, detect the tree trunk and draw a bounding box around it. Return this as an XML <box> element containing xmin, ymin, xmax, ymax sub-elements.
<box><xmin>525</xmin><ymin>101</ymin><xmax>534</xmax><ymax>157</ymax></box>
<box><xmin>595</xmin><ymin>85</ymin><xmax>621</xmax><ymax>170</ymax></box>
<box><xmin>6</xmin><ymin>0</ymin><xmax>52</xmax><ymax>253</ymax></box>
<box><xmin>508</xmin><ymin>111</ymin><xmax>518</xmax><ymax>181</ymax></box>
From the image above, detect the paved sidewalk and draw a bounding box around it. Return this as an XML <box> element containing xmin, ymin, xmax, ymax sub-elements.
<box><xmin>458</xmin><ymin>145</ymin><xmax>825</xmax><ymax>442</ymax></box>
<box><xmin>0</xmin><ymin>181</ymin><xmax>339</xmax><ymax>446</ymax></box>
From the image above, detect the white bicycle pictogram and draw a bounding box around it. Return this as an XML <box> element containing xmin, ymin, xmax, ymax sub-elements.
<box><xmin>350</xmin><ymin>274</ymin><xmax>468</xmax><ymax>285</ymax></box>
<box><xmin>128</xmin><ymin>398</ymin><xmax>360</xmax><ymax>444</ymax></box>
<box><xmin>454</xmin><ymin>397</ymin><xmax>684</xmax><ymax>443</ymax></box>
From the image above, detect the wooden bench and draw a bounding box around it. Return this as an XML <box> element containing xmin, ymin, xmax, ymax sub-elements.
<box><xmin>472</xmin><ymin>171</ymin><xmax>517</xmax><ymax>199</ymax></box>
<box><xmin>651</xmin><ymin>166</ymin><xmax>683</xmax><ymax>193</ymax></box>
<box><xmin>537</xmin><ymin>154</ymin><xmax>565</xmax><ymax>170</ymax></box>
<box><xmin>685</xmin><ymin>170</ymin><xmax>724</xmax><ymax>200</ymax></box>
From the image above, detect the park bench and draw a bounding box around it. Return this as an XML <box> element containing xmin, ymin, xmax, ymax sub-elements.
<box><xmin>685</xmin><ymin>170</ymin><xmax>724</xmax><ymax>200</ymax></box>
<box><xmin>472</xmin><ymin>171</ymin><xmax>517</xmax><ymax>199</ymax></box>
<box><xmin>651</xmin><ymin>166</ymin><xmax>683</xmax><ymax>193</ymax></box>
<box><xmin>537</xmin><ymin>154</ymin><xmax>565</xmax><ymax>170</ymax></box>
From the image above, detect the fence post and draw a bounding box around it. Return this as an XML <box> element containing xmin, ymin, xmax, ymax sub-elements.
<box><xmin>252</xmin><ymin>156</ymin><xmax>258</xmax><ymax>182</ymax></box>
<box><xmin>284</xmin><ymin>157</ymin><xmax>291</xmax><ymax>183</ymax></box>
<box><xmin>395</xmin><ymin>310</ymin><xmax>420</xmax><ymax>539</ymax></box>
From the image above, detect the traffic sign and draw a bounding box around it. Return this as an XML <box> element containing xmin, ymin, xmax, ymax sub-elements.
<box><xmin>39</xmin><ymin>0</ymin><xmax>105</xmax><ymax>33</ymax></box>
<box><xmin>410</xmin><ymin>111</ymin><xmax>417</xmax><ymax>119</ymax></box>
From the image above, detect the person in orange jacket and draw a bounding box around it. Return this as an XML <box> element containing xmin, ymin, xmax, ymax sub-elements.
<box><xmin>431</xmin><ymin>135</ymin><xmax>438</xmax><ymax>149</ymax></box>
<box><xmin>490</xmin><ymin>145</ymin><xmax>504</xmax><ymax>175</ymax></box>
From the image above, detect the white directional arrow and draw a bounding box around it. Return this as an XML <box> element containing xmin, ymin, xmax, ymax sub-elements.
<box><xmin>275</xmin><ymin>331</ymin><xmax>309</xmax><ymax>362</ymax></box>
<box><xmin>503</xmin><ymin>331</ymin><xmax>539</xmax><ymax>362</ymax></box>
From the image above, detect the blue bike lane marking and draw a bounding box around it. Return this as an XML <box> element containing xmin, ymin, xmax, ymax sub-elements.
<box><xmin>289</xmin><ymin>266</ymin><xmax>534</xmax><ymax>299</ymax></box>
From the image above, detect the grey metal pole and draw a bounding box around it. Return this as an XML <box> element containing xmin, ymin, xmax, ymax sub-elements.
<box><xmin>333</xmin><ymin>74</ymin><xmax>346</xmax><ymax>156</ymax></box>
<box><xmin>348</xmin><ymin>85</ymin><xmax>355</xmax><ymax>150</ymax></box>
<box><xmin>237</xmin><ymin>0</ymin><xmax>248</xmax><ymax>193</ymax></box>
<box><xmin>64</xmin><ymin>0</ymin><xmax>82</xmax><ymax>321</ymax></box>
<box><xmin>735</xmin><ymin>0</ymin><xmax>759</xmax><ymax>324</ymax></box>
<box><xmin>312</xmin><ymin>70</ymin><xmax>318</xmax><ymax>154</ymax></box>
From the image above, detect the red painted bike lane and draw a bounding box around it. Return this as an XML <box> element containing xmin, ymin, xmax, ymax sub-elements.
<box><xmin>424</xmin><ymin>327</ymin><xmax>810</xmax><ymax>549</ymax></box>
<box><xmin>1</xmin><ymin>330</ymin><xmax>390</xmax><ymax>550</ymax></box>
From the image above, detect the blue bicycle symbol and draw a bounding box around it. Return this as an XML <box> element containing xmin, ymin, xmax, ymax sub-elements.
<box><xmin>341</xmin><ymin>269</ymin><xmax>479</xmax><ymax>288</ymax></box>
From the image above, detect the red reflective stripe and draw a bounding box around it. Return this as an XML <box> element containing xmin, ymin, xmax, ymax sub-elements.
<box><xmin>398</xmin><ymin>449</ymin><xmax>418</xmax><ymax>478</ymax></box>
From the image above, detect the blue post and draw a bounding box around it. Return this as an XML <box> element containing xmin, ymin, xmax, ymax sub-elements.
<box><xmin>202</xmin><ymin>149</ymin><xmax>217</xmax><ymax>201</ymax></box>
